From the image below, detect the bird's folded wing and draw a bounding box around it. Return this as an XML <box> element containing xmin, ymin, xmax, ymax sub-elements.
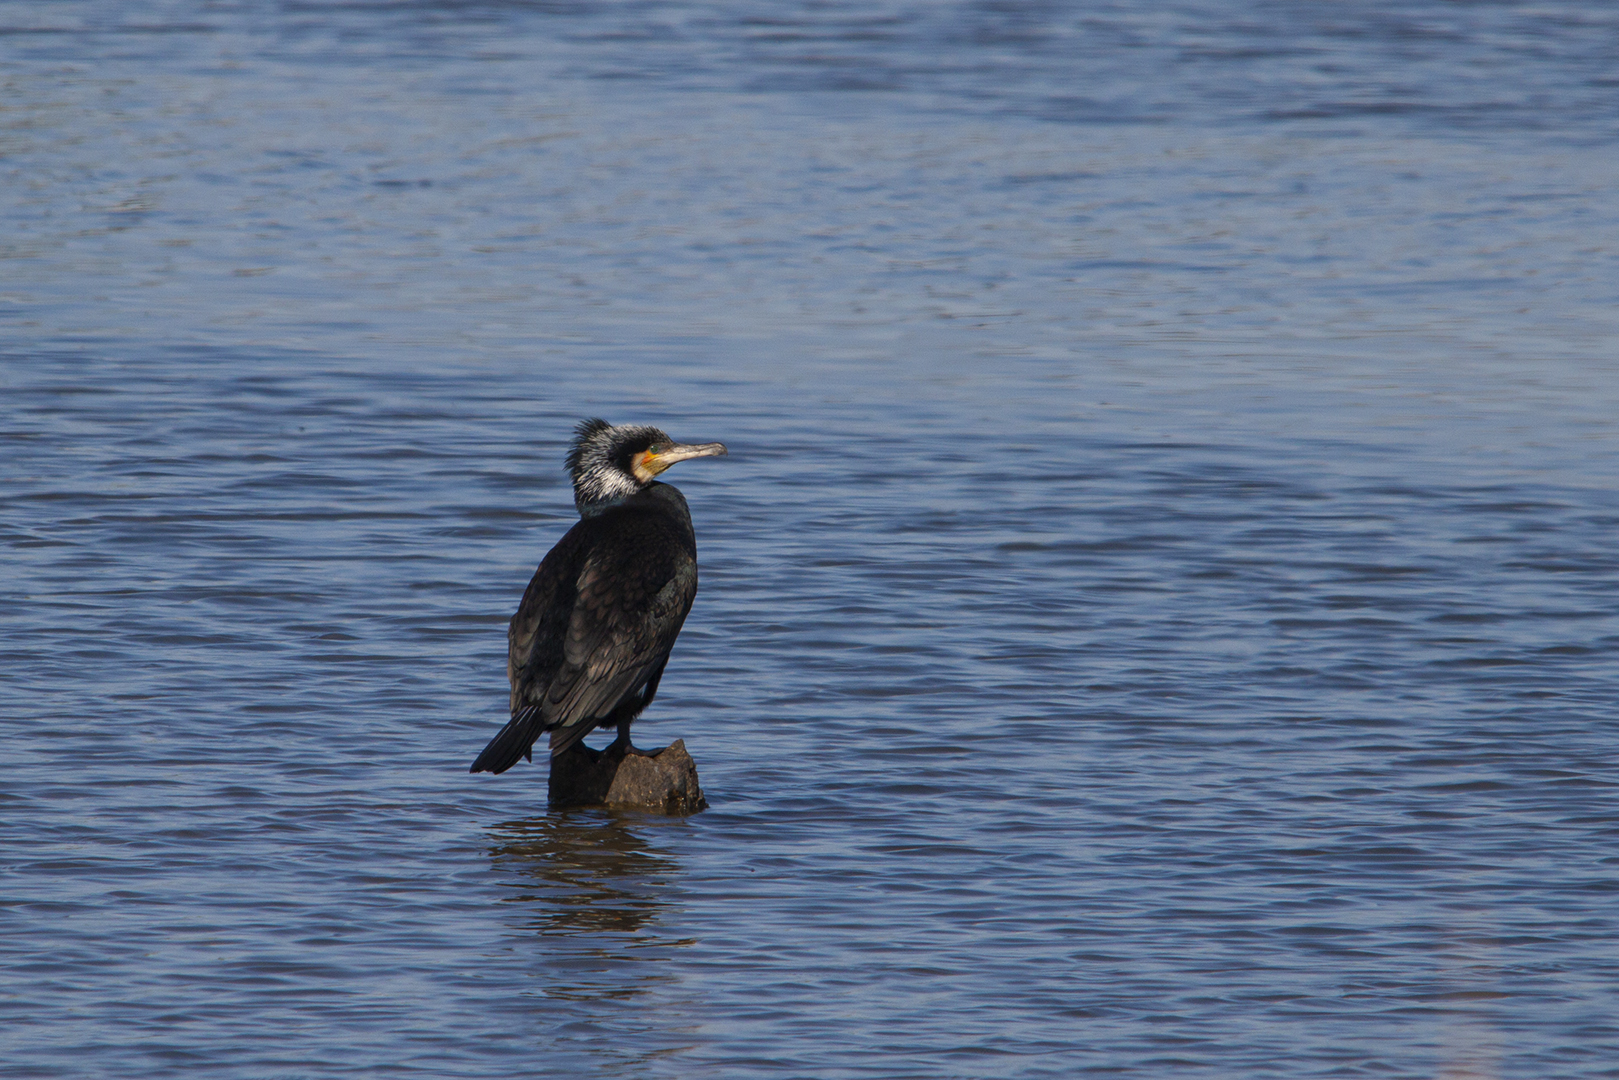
<box><xmin>542</xmin><ymin>548</ymin><xmax>697</xmax><ymax>745</ymax></box>
<box><xmin>507</xmin><ymin>529</ymin><xmax>578</xmax><ymax>715</ymax></box>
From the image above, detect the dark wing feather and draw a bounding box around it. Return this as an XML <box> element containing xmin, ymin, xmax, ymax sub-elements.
<box><xmin>473</xmin><ymin>506</ymin><xmax>697</xmax><ymax>772</ymax></box>
<box><xmin>541</xmin><ymin>529</ymin><xmax>697</xmax><ymax>754</ymax></box>
<box><xmin>470</xmin><ymin>519</ymin><xmax>587</xmax><ymax>774</ymax></box>
<box><xmin>506</xmin><ymin>521</ymin><xmax>583</xmax><ymax>718</ymax></box>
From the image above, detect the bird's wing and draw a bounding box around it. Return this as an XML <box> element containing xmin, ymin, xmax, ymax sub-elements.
<box><xmin>541</xmin><ymin>538</ymin><xmax>697</xmax><ymax>752</ymax></box>
<box><xmin>506</xmin><ymin>521</ymin><xmax>584</xmax><ymax>717</ymax></box>
<box><xmin>472</xmin><ymin>525</ymin><xmax>586</xmax><ymax>774</ymax></box>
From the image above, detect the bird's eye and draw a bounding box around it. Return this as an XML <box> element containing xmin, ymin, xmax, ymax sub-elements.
<box><xmin>647</xmin><ymin>445</ymin><xmax>661</xmax><ymax>455</ymax></box>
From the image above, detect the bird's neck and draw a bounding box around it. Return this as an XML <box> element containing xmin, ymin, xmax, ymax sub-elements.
<box><xmin>573</xmin><ymin>469</ymin><xmax>643</xmax><ymax>514</ymax></box>
<box><xmin>576</xmin><ymin>482</ymin><xmax>689</xmax><ymax>523</ymax></box>
<box><xmin>576</xmin><ymin>480</ymin><xmax>663</xmax><ymax>518</ymax></box>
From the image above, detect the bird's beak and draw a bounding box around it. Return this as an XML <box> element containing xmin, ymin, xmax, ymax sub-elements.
<box><xmin>637</xmin><ymin>441</ymin><xmax>728</xmax><ymax>479</ymax></box>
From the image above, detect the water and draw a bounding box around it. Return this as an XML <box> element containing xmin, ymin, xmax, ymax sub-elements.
<box><xmin>4</xmin><ymin>2</ymin><xmax>1619</xmax><ymax>1076</ymax></box>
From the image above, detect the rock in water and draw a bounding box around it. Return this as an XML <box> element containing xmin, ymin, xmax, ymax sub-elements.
<box><xmin>547</xmin><ymin>739</ymin><xmax>707</xmax><ymax>815</ymax></box>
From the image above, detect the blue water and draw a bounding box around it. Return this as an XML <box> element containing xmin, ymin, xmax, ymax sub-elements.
<box><xmin>4</xmin><ymin>2</ymin><xmax>1619</xmax><ymax>1076</ymax></box>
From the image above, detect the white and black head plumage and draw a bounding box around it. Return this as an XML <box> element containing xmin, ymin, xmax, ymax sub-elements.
<box><xmin>565</xmin><ymin>418</ymin><xmax>727</xmax><ymax>513</ymax></box>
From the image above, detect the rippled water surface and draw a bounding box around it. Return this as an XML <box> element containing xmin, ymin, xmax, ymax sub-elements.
<box><xmin>4</xmin><ymin>2</ymin><xmax>1619</xmax><ymax>1076</ymax></box>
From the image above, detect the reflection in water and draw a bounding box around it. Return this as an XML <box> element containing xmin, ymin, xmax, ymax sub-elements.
<box><xmin>484</xmin><ymin>813</ymin><xmax>701</xmax><ymax>1061</ymax></box>
<box><xmin>486</xmin><ymin>812</ymin><xmax>685</xmax><ymax>938</ymax></box>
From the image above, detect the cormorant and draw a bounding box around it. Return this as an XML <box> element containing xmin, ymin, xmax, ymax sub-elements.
<box><xmin>469</xmin><ymin>418</ymin><xmax>727</xmax><ymax>774</ymax></box>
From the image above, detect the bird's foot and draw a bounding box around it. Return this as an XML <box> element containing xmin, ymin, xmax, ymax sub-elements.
<box><xmin>605</xmin><ymin>740</ymin><xmax>667</xmax><ymax>760</ymax></box>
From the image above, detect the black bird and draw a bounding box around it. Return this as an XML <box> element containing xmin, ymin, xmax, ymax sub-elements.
<box><xmin>470</xmin><ymin>418</ymin><xmax>728</xmax><ymax>774</ymax></box>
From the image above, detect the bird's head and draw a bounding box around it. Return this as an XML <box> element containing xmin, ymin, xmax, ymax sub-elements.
<box><xmin>565</xmin><ymin>418</ymin><xmax>728</xmax><ymax>512</ymax></box>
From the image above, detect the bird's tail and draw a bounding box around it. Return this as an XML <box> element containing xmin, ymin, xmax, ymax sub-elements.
<box><xmin>469</xmin><ymin>705</ymin><xmax>546</xmax><ymax>774</ymax></box>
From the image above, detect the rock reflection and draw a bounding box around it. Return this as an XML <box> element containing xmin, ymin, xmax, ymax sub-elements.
<box><xmin>485</xmin><ymin>812</ymin><xmax>683</xmax><ymax>938</ymax></box>
<box><xmin>484</xmin><ymin>814</ymin><xmax>699</xmax><ymax>1059</ymax></box>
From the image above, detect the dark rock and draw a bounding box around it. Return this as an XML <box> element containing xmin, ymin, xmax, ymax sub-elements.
<box><xmin>547</xmin><ymin>739</ymin><xmax>707</xmax><ymax>815</ymax></box>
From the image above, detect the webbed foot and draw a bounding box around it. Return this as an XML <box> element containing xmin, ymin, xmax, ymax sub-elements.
<box><xmin>605</xmin><ymin>740</ymin><xmax>666</xmax><ymax>760</ymax></box>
